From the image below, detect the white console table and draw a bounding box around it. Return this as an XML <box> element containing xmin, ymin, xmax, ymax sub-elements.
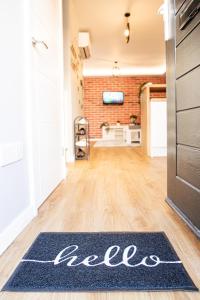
<box><xmin>102</xmin><ymin>125</ymin><xmax>141</xmax><ymax>145</ymax></box>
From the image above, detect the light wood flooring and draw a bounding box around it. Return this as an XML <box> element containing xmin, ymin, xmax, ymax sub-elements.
<box><xmin>0</xmin><ymin>146</ymin><xmax>200</xmax><ymax>300</ymax></box>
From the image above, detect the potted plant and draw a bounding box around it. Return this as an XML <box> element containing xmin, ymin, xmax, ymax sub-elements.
<box><xmin>130</xmin><ymin>115</ymin><xmax>137</xmax><ymax>124</ymax></box>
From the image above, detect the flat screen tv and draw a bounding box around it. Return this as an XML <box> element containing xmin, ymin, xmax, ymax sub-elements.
<box><xmin>103</xmin><ymin>91</ymin><xmax>124</xmax><ymax>105</ymax></box>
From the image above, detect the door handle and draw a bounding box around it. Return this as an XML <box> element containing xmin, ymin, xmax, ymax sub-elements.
<box><xmin>179</xmin><ymin>0</ymin><xmax>200</xmax><ymax>30</ymax></box>
<box><xmin>32</xmin><ymin>37</ymin><xmax>48</xmax><ymax>49</ymax></box>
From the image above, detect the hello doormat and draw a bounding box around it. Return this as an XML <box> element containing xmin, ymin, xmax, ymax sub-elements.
<box><xmin>2</xmin><ymin>232</ymin><xmax>198</xmax><ymax>292</ymax></box>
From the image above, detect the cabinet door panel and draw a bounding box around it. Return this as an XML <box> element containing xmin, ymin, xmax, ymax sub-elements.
<box><xmin>176</xmin><ymin>24</ymin><xmax>200</xmax><ymax>78</ymax></box>
<box><xmin>177</xmin><ymin>108</ymin><xmax>200</xmax><ymax>148</ymax></box>
<box><xmin>176</xmin><ymin>66</ymin><xmax>200</xmax><ymax>110</ymax></box>
<box><xmin>176</xmin><ymin>0</ymin><xmax>200</xmax><ymax>45</ymax></box>
<box><xmin>174</xmin><ymin>178</ymin><xmax>200</xmax><ymax>229</ymax></box>
<box><xmin>177</xmin><ymin>145</ymin><xmax>200</xmax><ymax>189</ymax></box>
<box><xmin>175</xmin><ymin>0</ymin><xmax>187</xmax><ymax>13</ymax></box>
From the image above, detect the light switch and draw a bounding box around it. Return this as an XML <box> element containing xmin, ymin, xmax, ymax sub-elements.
<box><xmin>0</xmin><ymin>142</ymin><xmax>24</xmax><ymax>167</ymax></box>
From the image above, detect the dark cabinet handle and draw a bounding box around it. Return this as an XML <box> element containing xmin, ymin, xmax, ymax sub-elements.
<box><xmin>179</xmin><ymin>0</ymin><xmax>200</xmax><ymax>30</ymax></box>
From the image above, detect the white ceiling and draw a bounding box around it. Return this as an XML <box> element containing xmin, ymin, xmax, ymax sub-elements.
<box><xmin>73</xmin><ymin>0</ymin><xmax>166</xmax><ymax>76</ymax></box>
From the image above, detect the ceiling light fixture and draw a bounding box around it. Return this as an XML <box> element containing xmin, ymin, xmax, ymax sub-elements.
<box><xmin>112</xmin><ymin>61</ymin><xmax>120</xmax><ymax>77</ymax></box>
<box><xmin>124</xmin><ymin>12</ymin><xmax>131</xmax><ymax>43</ymax></box>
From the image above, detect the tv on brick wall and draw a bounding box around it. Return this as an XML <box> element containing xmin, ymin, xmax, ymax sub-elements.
<box><xmin>103</xmin><ymin>91</ymin><xmax>124</xmax><ymax>105</ymax></box>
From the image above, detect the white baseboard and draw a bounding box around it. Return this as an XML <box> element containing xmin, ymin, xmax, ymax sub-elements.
<box><xmin>65</xmin><ymin>164</ymin><xmax>68</xmax><ymax>176</ymax></box>
<box><xmin>150</xmin><ymin>147</ymin><xmax>167</xmax><ymax>157</ymax></box>
<box><xmin>67</xmin><ymin>154</ymin><xmax>75</xmax><ymax>163</ymax></box>
<box><xmin>90</xmin><ymin>138</ymin><xmax>101</xmax><ymax>141</ymax></box>
<box><xmin>0</xmin><ymin>204</ymin><xmax>37</xmax><ymax>255</ymax></box>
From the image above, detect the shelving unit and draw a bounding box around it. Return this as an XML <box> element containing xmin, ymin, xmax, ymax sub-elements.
<box><xmin>74</xmin><ymin>116</ymin><xmax>90</xmax><ymax>160</ymax></box>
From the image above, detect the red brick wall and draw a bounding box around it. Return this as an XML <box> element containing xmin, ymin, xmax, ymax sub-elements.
<box><xmin>84</xmin><ymin>75</ymin><xmax>166</xmax><ymax>138</ymax></box>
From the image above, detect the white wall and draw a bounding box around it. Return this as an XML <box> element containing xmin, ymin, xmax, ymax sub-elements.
<box><xmin>0</xmin><ymin>0</ymin><xmax>36</xmax><ymax>254</ymax></box>
<box><xmin>150</xmin><ymin>100</ymin><xmax>167</xmax><ymax>157</ymax></box>
<box><xmin>63</xmin><ymin>0</ymin><xmax>83</xmax><ymax>162</ymax></box>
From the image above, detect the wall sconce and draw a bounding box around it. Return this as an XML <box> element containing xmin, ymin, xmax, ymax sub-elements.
<box><xmin>112</xmin><ymin>61</ymin><xmax>120</xmax><ymax>77</ymax></box>
<box><xmin>124</xmin><ymin>12</ymin><xmax>131</xmax><ymax>43</ymax></box>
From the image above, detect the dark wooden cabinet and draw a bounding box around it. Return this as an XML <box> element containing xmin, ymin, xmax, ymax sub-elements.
<box><xmin>176</xmin><ymin>24</ymin><xmax>200</xmax><ymax>78</ymax></box>
<box><xmin>176</xmin><ymin>66</ymin><xmax>200</xmax><ymax>110</ymax></box>
<box><xmin>175</xmin><ymin>0</ymin><xmax>187</xmax><ymax>13</ymax></box>
<box><xmin>166</xmin><ymin>0</ymin><xmax>200</xmax><ymax>237</ymax></box>
<box><xmin>177</xmin><ymin>145</ymin><xmax>200</xmax><ymax>189</ymax></box>
<box><xmin>177</xmin><ymin>108</ymin><xmax>200</xmax><ymax>148</ymax></box>
<box><xmin>176</xmin><ymin>0</ymin><xmax>200</xmax><ymax>45</ymax></box>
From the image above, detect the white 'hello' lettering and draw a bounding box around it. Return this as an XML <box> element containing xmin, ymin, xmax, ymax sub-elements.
<box><xmin>21</xmin><ymin>244</ymin><xmax>182</xmax><ymax>268</ymax></box>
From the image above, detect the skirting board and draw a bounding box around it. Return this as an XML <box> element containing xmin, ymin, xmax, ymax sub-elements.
<box><xmin>166</xmin><ymin>197</ymin><xmax>200</xmax><ymax>239</ymax></box>
<box><xmin>89</xmin><ymin>138</ymin><xmax>101</xmax><ymax>141</ymax></box>
<box><xmin>66</xmin><ymin>154</ymin><xmax>75</xmax><ymax>163</ymax></box>
<box><xmin>150</xmin><ymin>147</ymin><xmax>167</xmax><ymax>157</ymax></box>
<box><xmin>0</xmin><ymin>204</ymin><xmax>37</xmax><ymax>255</ymax></box>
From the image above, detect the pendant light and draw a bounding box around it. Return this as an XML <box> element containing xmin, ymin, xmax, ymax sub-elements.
<box><xmin>124</xmin><ymin>12</ymin><xmax>131</xmax><ymax>43</ymax></box>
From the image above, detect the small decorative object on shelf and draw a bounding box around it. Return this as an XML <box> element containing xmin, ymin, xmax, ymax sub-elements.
<box><xmin>79</xmin><ymin>128</ymin><xmax>86</xmax><ymax>135</ymax></box>
<box><xmin>76</xmin><ymin>148</ymin><xmax>85</xmax><ymax>158</ymax></box>
<box><xmin>130</xmin><ymin>114</ymin><xmax>137</xmax><ymax>124</ymax></box>
<box><xmin>100</xmin><ymin>122</ymin><xmax>109</xmax><ymax>128</ymax></box>
<box><xmin>74</xmin><ymin>116</ymin><xmax>89</xmax><ymax>160</ymax></box>
<box><xmin>116</xmin><ymin>120</ymin><xmax>121</xmax><ymax>127</ymax></box>
<box><xmin>100</xmin><ymin>122</ymin><xmax>110</xmax><ymax>132</ymax></box>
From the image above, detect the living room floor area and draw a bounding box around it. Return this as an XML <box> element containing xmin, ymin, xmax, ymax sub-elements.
<box><xmin>0</xmin><ymin>146</ymin><xmax>200</xmax><ymax>300</ymax></box>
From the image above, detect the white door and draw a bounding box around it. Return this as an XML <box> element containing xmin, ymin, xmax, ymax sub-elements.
<box><xmin>31</xmin><ymin>0</ymin><xmax>65</xmax><ymax>207</ymax></box>
<box><xmin>150</xmin><ymin>100</ymin><xmax>167</xmax><ymax>157</ymax></box>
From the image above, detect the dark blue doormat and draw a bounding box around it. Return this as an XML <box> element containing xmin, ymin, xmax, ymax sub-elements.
<box><xmin>2</xmin><ymin>232</ymin><xmax>198</xmax><ymax>292</ymax></box>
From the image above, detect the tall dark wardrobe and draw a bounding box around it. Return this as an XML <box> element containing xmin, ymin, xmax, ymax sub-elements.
<box><xmin>166</xmin><ymin>0</ymin><xmax>200</xmax><ymax>237</ymax></box>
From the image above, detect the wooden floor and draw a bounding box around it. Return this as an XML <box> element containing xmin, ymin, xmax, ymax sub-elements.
<box><xmin>0</xmin><ymin>146</ymin><xmax>200</xmax><ymax>300</ymax></box>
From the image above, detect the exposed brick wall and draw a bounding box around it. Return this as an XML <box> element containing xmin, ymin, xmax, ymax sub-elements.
<box><xmin>150</xmin><ymin>92</ymin><xmax>166</xmax><ymax>98</ymax></box>
<box><xmin>84</xmin><ymin>75</ymin><xmax>166</xmax><ymax>138</ymax></box>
